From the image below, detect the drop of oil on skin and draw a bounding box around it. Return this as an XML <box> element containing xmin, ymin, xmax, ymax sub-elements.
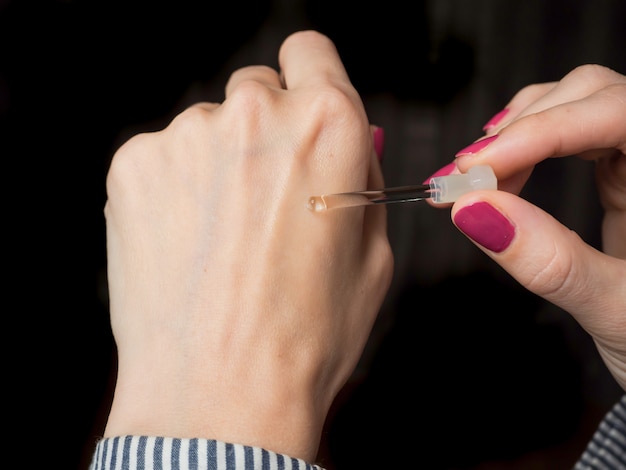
<box><xmin>306</xmin><ymin>196</ymin><xmax>327</xmax><ymax>212</ymax></box>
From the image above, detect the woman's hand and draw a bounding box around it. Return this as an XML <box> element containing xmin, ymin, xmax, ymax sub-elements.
<box><xmin>102</xmin><ymin>30</ymin><xmax>393</xmax><ymax>462</ymax></box>
<box><xmin>450</xmin><ymin>64</ymin><xmax>626</xmax><ymax>389</ymax></box>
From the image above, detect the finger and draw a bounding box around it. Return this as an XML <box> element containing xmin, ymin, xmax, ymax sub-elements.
<box><xmin>367</xmin><ymin>126</ymin><xmax>385</xmax><ymax>190</ymax></box>
<box><xmin>360</xmin><ymin>125</ymin><xmax>386</xmax><ymax>232</ymax></box>
<box><xmin>278</xmin><ymin>30</ymin><xmax>352</xmax><ymax>91</ymax></box>
<box><xmin>224</xmin><ymin>64</ymin><xmax>283</xmax><ymax>98</ymax></box>
<box><xmin>361</xmin><ymin>135</ymin><xmax>393</xmax><ymax>294</ymax></box>
<box><xmin>370</xmin><ymin>125</ymin><xmax>384</xmax><ymax>163</ymax></box>
<box><xmin>484</xmin><ymin>82</ymin><xmax>556</xmax><ymax>134</ymax></box>
<box><xmin>491</xmin><ymin>65</ymin><xmax>625</xmax><ymax>136</ymax></box>
<box><xmin>362</xmin><ymin>140</ymin><xmax>387</xmax><ymax>222</ymax></box>
<box><xmin>597</xmin><ymin>153</ymin><xmax>626</xmax><ymax>258</ymax></box>
<box><xmin>187</xmin><ymin>102</ymin><xmax>221</xmax><ymax>112</ymax></box>
<box><xmin>451</xmin><ymin>190</ymin><xmax>626</xmax><ymax>341</ymax></box>
<box><xmin>506</xmin><ymin>82</ymin><xmax>556</xmax><ymax>112</ymax></box>
<box><xmin>483</xmin><ymin>64</ymin><xmax>618</xmax><ymax>135</ymax></box>
<box><xmin>456</xmin><ymin>82</ymin><xmax>626</xmax><ymax>180</ymax></box>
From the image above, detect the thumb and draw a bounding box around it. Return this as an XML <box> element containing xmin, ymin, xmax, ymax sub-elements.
<box><xmin>451</xmin><ymin>190</ymin><xmax>626</xmax><ymax>347</ymax></box>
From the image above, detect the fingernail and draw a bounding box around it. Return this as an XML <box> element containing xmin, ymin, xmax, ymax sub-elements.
<box><xmin>423</xmin><ymin>161</ymin><xmax>457</xmax><ymax>184</ymax></box>
<box><xmin>453</xmin><ymin>201</ymin><xmax>515</xmax><ymax>253</ymax></box>
<box><xmin>455</xmin><ymin>135</ymin><xmax>498</xmax><ymax>157</ymax></box>
<box><xmin>373</xmin><ymin>126</ymin><xmax>385</xmax><ymax>162</ymax></box>
<box><xmin>482</xmin><ymin>108</ymin><xmax>509</xmax><ymax>131</ymax></box>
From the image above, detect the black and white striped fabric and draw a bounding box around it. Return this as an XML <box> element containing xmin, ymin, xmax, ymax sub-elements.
<box><xmin>89</xmin><ymin>394</ymin><xmax>626</xmax><ymax>470</ymax></box>
<box><xmin>89</xmin><ymin>436</ymin><xmax>325</xmax><ymax>470</ymax></box>
<box><xmin>574</xmin><ymin>394</ymin><xmax>626</xmax><ymax>470</ymax></box>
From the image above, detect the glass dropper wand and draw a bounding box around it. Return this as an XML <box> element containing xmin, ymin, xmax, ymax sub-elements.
<box><xmin>307</xmin><ymin>165</ymin><xmax>497</xmax><ymax>212</ymax></box>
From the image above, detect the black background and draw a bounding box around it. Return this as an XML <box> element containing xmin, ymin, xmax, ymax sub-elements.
<box><xmin>3</xmin><ymin>1</ymin><xmax>625</xmax><ymax>469</ymax></box>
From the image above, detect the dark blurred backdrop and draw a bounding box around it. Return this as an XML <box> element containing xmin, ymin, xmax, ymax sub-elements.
<box><xmin>3</xmin><ymin>1</ymin><xmax>624</xmax><ymax>469</ymax></box>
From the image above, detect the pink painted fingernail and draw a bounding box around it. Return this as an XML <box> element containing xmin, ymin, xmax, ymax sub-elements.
<box><xmin>422</xmin><ymin>161</ymin><xmax>457</xmax><ymax>184</ymax></box>
<box><xmin>455</xmin><ymin>135</ymin><xmax>498</xmax><ymax>157</ymax></box>
<box><xmin>373</xmin><ymin>126</ymin><xmax>385</xmax><ymax>162</ymax></box>
<box><xmin>482</xmin><ymin>108</ymin><xmax>509</xmax><ymax>131</ymax></box>
<box><xmin>453</xmin><ymin>201</ymin><xmax>515</xmax><ymax>253</ymax></box>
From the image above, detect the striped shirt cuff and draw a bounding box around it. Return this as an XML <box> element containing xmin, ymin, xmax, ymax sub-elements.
<box><xmin>89</xmin><ymin>436</ymin><xmax>326</xmax><ymax>470</ymax></box>
<box><xmin>574</xmin><ymin>394</ymin><xmax>626</xmax><ymax>469</ymax></box>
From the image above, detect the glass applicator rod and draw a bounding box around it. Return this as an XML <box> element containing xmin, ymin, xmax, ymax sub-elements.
<box><xmin>306</xmin><ymin>185</ymin><xmax>432</xmax><ymax>211</ymax></box>
<box><xmin>307</xmin><ymin>165</ymin><xmax>497</xmax><ymax>212</ymax></box>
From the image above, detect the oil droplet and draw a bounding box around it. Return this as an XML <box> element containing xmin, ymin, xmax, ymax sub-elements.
<box><xmin>306</xmin><ymin>196</ymin><xmax>327</xmax><ymax>212</ymax></box>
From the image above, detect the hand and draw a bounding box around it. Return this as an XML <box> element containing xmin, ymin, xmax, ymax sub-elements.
<box><xmin>102</xmin><ymin>30</ymin><xmax>393</xmax><ymax>461</ymax></box>
<box><xmin>449</xmin><ymin>64</ymin><xmax>626</xmax><ymax>389</ymax></box>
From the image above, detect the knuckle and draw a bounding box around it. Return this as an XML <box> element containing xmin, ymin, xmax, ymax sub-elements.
<box><xmin>168</xmin><ymin>104</ymin><xmax>213</xmax><ymax>138</ymax></box>
<box><xmin>227</xmin><ymin>79</ymin><xmax>274</xmax><ymax>111</ymax></box>
<box><xmin>106</xmin><ymin>133</ymin><xmax>152</xmax><ymax>195</ymax></box>
<box><xmin>309</xmin><ymin>85</ymin><xmax>358</xmax><ymax>120</ymax></box>
<box><xmin>562</xmin><ymin>63</ymin><xmax>621</xmax><ymax>87</ymax></box>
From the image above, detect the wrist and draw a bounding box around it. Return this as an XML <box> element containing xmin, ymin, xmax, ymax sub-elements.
<box><xmin>103</xmin><ymin>357</ymin><xmax>326</xmax><ymax>462</ymax></box>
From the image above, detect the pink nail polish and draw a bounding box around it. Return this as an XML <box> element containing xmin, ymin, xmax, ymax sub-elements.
<box><xmin>482</xmin><ymin>108</ymin><xmax>509</xmax><ymax>131</ymax></box>
<box><xmin>453</xmin><ymin>201</ymin><xmax>515</xmax><ymax>253</ymax></box>
<box><xmin>455</xmin><ymin>135</ymin><xmax>498</xmax><ymax>158</ymax></box>
<box><xmin>373</xmin><ymin>127</ymin><xmax>385</xmax><ymax>162</ymax></box>
<box><xmin>423</xmin><ymin>162</ymin><xmax>456</xmax><ymax>184</ymax></box>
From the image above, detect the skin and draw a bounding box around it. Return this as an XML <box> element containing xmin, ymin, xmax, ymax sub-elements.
<box><xmin>101</xmin><ymin>29</ymin><xmax>625</xmax><ymax>465</ymax></box>
<box><xmin>450</xmin><ymin>64</ymin><xmax>626</xmax><ymax>390</ymax></box>
<box><xmin>102</xmin><ymin>30</ymin><xmax>393</xmax><ymax>462</ymax></box>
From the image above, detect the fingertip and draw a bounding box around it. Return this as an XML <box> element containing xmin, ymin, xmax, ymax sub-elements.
<box><xmin>481</xmin><ymin>108</ymin><xmax>510</xmax><ymax>132</ymax></box>
<box><xmin>371</xmin><ymin>125</ymin><xmax>385</xmax><ymax>162</ymax></box>
<box><xmin>452</xmin><ymin>196</ymin><xmax>515</xmax><ymax>253</ymax></box>
<box><xmin>424</xmin><ymin>161</ymin><xmax>458</xmax><ymax>183</ymax></box>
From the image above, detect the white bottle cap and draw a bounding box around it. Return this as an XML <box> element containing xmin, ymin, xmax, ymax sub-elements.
<box><xmin>429</xmin><ymin>165</ymin><xmax>497</xmax><ymax>203</ymax></box>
